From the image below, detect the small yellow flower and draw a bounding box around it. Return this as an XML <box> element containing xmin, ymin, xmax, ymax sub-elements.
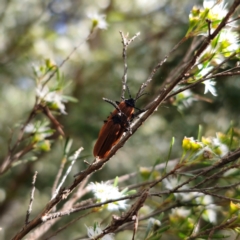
<box><xmin>230</xmin><ymin>201</ymin><xmax>240</xmax><ymax>214</ymax></box>
<box><xmin>182</xmin><ymin>137</ymin><xmax>193</xmax><ymax>151</ymax></box>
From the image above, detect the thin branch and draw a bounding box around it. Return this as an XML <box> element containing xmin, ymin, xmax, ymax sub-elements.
<box><xmin>173</xmin><ymin>181</ymin><xmax>240</xmax><ymax>196</ymax></box>
<box><xmin>108</xmin><ymin>158</ymin><xmax>178</xmax><ymax>185</ymax></box>
<box><xmin>187</xmin><ymin>216</ymin><xmax>238</xmax><ymax>239</ymax></box>
<box><xmin>150</xmin><ymin>163</ymin><xmax>183</xmax><ymax>189</ymax></box>
<box><xmin>0</xmin><ymin>142</ymin><xmax>36</xmax><ymax>177</ymax></box>
<box><xmin>28</xmin><ymin>176</ymin><xmax>90</xmax><ymax>240</ymax></box>
<box><xmin>166</xmin><ymin>66</ymin><xmax>240</xmax><ymax>101</ymax></box>
<box><xmin>0</xmin><ymin>105</ymin><xmax>38</xmax><ymax>175</ymax></box>
<box><xmin>52</xmin><ymin>147</ymin><xmax>83</xmax><ymax>199</ymax></box>
<box><xmin>192</xmin><ymin>163</ymin><xmax>240</xmax><ymax>189</ymax></box>
<box><xmin>169</xmin><ymin>148</ymin><xmax>240</xmax><ymax>194</ymax></box>
<box><xmin>99</xmin><ymin>189</ymin><xmax>149</xmax><ymax>239</ymax></box>
<box><xmin>119</xmin><ymin>31</ymin><xmax>140</xmax><ymax>100</ymax></box>
<box><xmin>132</xmin><ymin>215</ymin><xmax>138</xmax><ymax>240</ymax></box>
<box><xmin>25</xmin><ymin>171</ymin><xmax>38</xmax><ymax>225</ymax></box>
<box><xmin>196</xmin><ymin>189</ymin><xmax>240</xmax><ymax>202</ymax></box>
<box><xmin>42</xmin><ymin>31</ymin><xmax>95</xmax><ymax>89</ymax></box>
<box><xmin>43</xmin><ymin>211</ymin><xmax>92</xmax><ymax>240</ymax></box>
<box><xmin>43</xmin><ymin>192</ymin><xmax>144</xmax><ymax>221</ymax></box>
<box><xmin>164</xmin><ymin>37</ymin><xmax>203</xmax><ymax>85</ymax></box>
<box><xmin>42</xmin><ymin>106</ymin><xmax>65</xmax><ymax>137</ymax></box>
<box><xmin>206</xmin><ymin>18</ymin><xmax>212</xmax><ymax>37</ymax></box>
<box><xmin>51</xmin><ymin>157</ymin><xmax>67</xmax><ymax>198</ymax></box>
<box><xmin>135</xmin><ymin>35</ymin><xmax>189</xmax><ymax>99</ymax></box>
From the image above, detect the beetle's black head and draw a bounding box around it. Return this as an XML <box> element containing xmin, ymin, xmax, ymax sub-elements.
<box><xmin>125</xmin><ymin>98</ymin><xmax>135</xmax><ymax>107</ymax></box>
<box><xmin>123</xmin><ymin>84</ymin><xmax>146</xmax><ymax>110</ymax></box>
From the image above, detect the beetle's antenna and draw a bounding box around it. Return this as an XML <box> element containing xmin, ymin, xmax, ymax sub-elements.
<box><xmin>135</xmin><ymin>92</ymin><xmax>148</xmax><ymax>102</ymax></box>
<box><xmin>103</xmin><ymin>98</ymin><xmax>121</xmax><ymax>112</ymax></box>
<box><xmin>126</xmin><ymin>84</ymin><xmax>132</xmax><ymax>99</ymax></box>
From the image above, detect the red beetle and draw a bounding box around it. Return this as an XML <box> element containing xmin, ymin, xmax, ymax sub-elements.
<box><xmin>93</xmin><ymin>89</ymin><xmax>145</xmax><ymax>159</ymax></box>
<box><xmin>93</xmin><ymin>110</ymin><xmax>128</xmax><ymax>159</ymax></box>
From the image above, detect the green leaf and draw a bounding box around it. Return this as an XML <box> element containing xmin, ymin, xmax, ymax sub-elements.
<box><xmin>125</xmin><ymin>189</ymin><xmax>137</xmax><ymax>195</ymax></box>
<box><xmin>164</xmin><ymin>137</ymin><xmax>175</xmax><ymax>174</ymax></box>
<box><xmin>197</xmin><ymin>124</ymin><xmax>203</xmax><ymax>141</ymax></box>
<box><xmin>64</xmin><ymin>138</ymin><xmax>73</xmax><ymax>156</ymax></box>
<box><xmin>113</xmin><ymin>176</ymin><xmax>118</xmax><ymax>187</ymax></box>
<box><xmin>62</xmin><ymin>95</ymin><xmax>79</xmax><ymax>103</ymax></box>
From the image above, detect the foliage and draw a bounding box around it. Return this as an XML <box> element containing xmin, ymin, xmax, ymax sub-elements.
<box><xmin>1</xmin><ymin>0</ymin><xmax>240</xmax><ymax>239</ymax></box>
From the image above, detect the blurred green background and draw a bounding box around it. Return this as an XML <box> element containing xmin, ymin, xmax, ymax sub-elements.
<box><xmin>0</xmin><ymin>0</ymin><xmax>239</xmax><ymax>239</ymax></box>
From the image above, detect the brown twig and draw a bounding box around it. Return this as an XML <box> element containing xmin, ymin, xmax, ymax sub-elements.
<box><xmin>43</xmin><ymin>211</ymin><xmax>92</xmax><ymax>240</ymax></box>
<box><xmin>42</xmin><ymin>105</ymin><xmax>65</xmax><ymax>137</ymax></box>
<box><xmin>169</xmin><ymin>148</ymin><xmax>240</xmax><ymax>194</ymax></box>
<box><xmin>136</xmin><ymin>35</ymin><xmax>189</xmax><ymax>99</ymax></box>
<box><xmin>41</xmin><ymin>192</ymin><xmax>143</xmax><ymax>221</ymax></box>
<box><xmin>0</xmin><ymin>104</ymin><xmax>38</xmax><ymax>175</ymax></box>
<box><xmin>187</xmin><ymin>216</ymin><xmax>238</xmax><ymax>239</ymax></box>
<box><xmin>192</xmin><ymin>163</ymin><xmax>240</xmax><ymax>189</ymax></box>
<box><xmin>164</xmin><ymin>37</ymin><xmax>203</xmax><ymax>85</ymax></box>
<box><xmin>98</xmin><ymin>189</ymin><xmax>149</xmax><ymax>239</ymax></box>
<box><xmin>166</xmin><ymin>59</ymin><xmax>240</xmax><ymax>101</ymax></box>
